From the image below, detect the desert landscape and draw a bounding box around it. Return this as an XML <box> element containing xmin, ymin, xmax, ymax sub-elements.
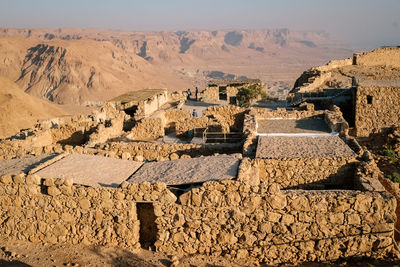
<box><xmin>0</xmin><ymin>47</ymin><xmax>399</xmax><ymax>266</ymax></box>
<box><xmin>1</xmin><ymin>1</ymin><xmax>400</xmax><ymax>266</ymax></box>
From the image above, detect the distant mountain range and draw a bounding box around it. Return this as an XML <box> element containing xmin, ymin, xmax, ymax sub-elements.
<box><xmin>0</xmin><ymin>28</ymin><xmax>353</xmax><ymax>104</ymax></box>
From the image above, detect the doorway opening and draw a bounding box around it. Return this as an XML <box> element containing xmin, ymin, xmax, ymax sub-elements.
<box><xmin>219</xmin><ymin>86</ymin><xmax>227</xmax><ymax>100</ymax></box>
<box><xmin>136</xmin><ymin>202</ymin><xmax>158</xmax><ymax>249</ymax></box>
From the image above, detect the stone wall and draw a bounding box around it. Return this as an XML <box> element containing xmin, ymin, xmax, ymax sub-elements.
<box><xmin>249</xmin><ymin>107</ymin><xmax>325</xmax><ymax>120</ymax></box>
<box><xmin>200</xmin><ymin>86</ymin><xmax>219</xmax><ymax>102</ymax></box>
<box><xmin>296</xmin><ymin>72</ymin><xmax>332</xmax><ymax>93</ymax></box>
<box><xmin>314</xmin><ymin>58</ymin><xmax>353</xmax><ymax>72</ymax></box>
<box><xmin>354</xmin><ymin>47</ymin><xmax>400</xmax><ymax>68</ymax></box>
<box><xmin>0</xmin><ymin>158</ymin><xmax>396</xmax><ymax>265</ymax></box>
<box><xmin>0</xmin><ymin>174</ymin><xmax>142</xmax><ymax>247</ymax></box>
<box><xmin>203</xmin><ymin>105</ymin><xmax>246</xmax><ymax>132</ymax></box>
<box><xmin>164</xmin><ymin>109</ymin><xmax>191</xmax><ymax>124</ymax></box>
<box><xmin>87</xmin><ymin>114</ymin><xmax>125</xmax><ymax>146</ymax></box>
<box><xmin>246</xmin><ymin>106</ymin><xmax>348</xmax><ymax>135</ymax></box>
<box><xmin>355</xmin><ymin>85</ymin><xmax>400</xmax><ymax>137</ymax></box>
<box><xmin>199</xmin><ymin>86</ymin><xmax>238</xmax><ymax>103</ymax></box>
<box><xmin>175</xmin><ymin>117</ymin><xmax>210</xmax><ymax>136</ymax></box>
<box><xmin>129</xmin><ymin>118</ymin><xmax>165</xmax><ymax>140</ymax></box>
<box><xmin>171</xmin><ymin>181</ymin><xmax>395</xmax><ymax>264</ymax></box>
<box><xmin>257</xmin><ymin>157</ymin><xmax>358</xmax><ymax>189</ymax></box>
<box><xmin>0</xmin><ymin>137</ymin><xmax>243</xmax><ymax>162</ymax></box>
<box><xmin>94</xmin><ymin>142</ymin><xmax>243</xmax><ymax>161</ymax></box>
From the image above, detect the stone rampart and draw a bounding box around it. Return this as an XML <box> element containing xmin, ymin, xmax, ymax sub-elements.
<box><xmin>354</xmin><ymin>47</ymin><xmax>400</xmax><ymax>68</ymax></box>
<box><xmin>314</xmin><ymin>58</ymin><xmax>353</xmax><ymax>72</ymax></box>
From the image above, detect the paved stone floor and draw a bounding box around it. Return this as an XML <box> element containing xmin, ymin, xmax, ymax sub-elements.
<box><xmin>35</xmin><ymin>154</ymin><xmax>143</xmax><ymax>187</ymax></box>
<box><xmin>256</xmin><ymin>118</ymin><xmax>331</xmax><ymax>134</ymax></box>
<box><xmin>0</xmin><ymin>154</ymin><xmax>56</xmax><ymax>176</ymax></box>
<box><xmin>256</xmin><ymin>135</ymin><xmax>356</xmax><ymax>159</ymax></box>
<box><xmin>128</xmin><ymin>155</ymin><xmax>240</xmax><ymax>185</ymax></box>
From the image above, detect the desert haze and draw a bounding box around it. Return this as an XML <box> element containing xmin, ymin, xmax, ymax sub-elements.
<box><xmin>0</xmin><ymin>27</ymin><xmax>352</xmax><ymax>105</ymax></box>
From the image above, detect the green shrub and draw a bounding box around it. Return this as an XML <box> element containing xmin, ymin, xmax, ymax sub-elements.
<box><xmin>237</xmin><ymin>84</ymin><xmax>267</xmax><ymax>107</ymax></box>
<box><xmin>382</xmin><ymin>148</ymin><xmax>398</xmax><ymax>162</ymax></box>
<box><xmin>387</xmin><ymin>172</ymin><xmax>400</xmax><ymax>183</ymax></box>
<box><xmin>382</xmin><ymin>148</ymin><xmax>397</xmax><ymax>158</ymax></box>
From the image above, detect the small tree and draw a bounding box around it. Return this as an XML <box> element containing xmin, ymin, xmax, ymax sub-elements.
<box><xmin>237</xmin><ymin>84</ymin><xmax>267</xmax><ymax>107</ymax></box>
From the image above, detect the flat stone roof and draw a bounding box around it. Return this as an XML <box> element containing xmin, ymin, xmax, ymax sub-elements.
<box><xmin>0</xmin><ymin>155</ymin><xmax>56</xmax><ymax>176</ymax></box>
<box><xmin>256</xmin><ymin>118</ymin><xmax>331</xmax><ymax>135</ymax></box>
<box><xmin>110</xmin><ymin>89</ymin><xmax>166</xmax><ymax>104</ymax></box>
<box><xmin>127</xmin><ymin>155</ymin><xmax>240</xmax><ymax>185</ymax></box>
<box><xmin>35</xmin><ymin>154</ymin><xmax>143</xmax><ymax>187</ymax></box>
<box><xmin>256</xmin><ymin>136</ymin><xmax>356</xmax><ymax>159</ymax></box>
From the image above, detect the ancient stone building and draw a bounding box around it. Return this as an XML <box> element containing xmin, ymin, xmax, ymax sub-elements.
<box><xmin>200</xmin><ymin>79</ymin><xmax>264</xmax><ymax>104</ymax></box>
<box><xmin>0</xmin><ymin>97</ymin><xmax>397</xmax><ymax>265</ymax></box>
<box><xmin>110</xmin><ymin>89</ymin><xmax>169</xmax><ymax>118</ymax></box>
<box><xmin>354</xmin><ymin>80</ymin><xmax>400</xmax><ymax>137</ymax></box>
<box><xmin>287</xmin><ymin>47</ymin><xmax>400</xmax><ymax>137</ymax></box>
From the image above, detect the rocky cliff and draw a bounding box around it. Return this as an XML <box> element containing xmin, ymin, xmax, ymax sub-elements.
<box><xmin>0</xmin><ymin>28</ymin><xmax>352</xmax><ymax>104</ymax></box>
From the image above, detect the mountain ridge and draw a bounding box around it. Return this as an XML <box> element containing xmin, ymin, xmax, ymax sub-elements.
<box><xmin>0</xmin><ymin>28</ymin><xmax>353</xmax><ymax>103</ymax></box>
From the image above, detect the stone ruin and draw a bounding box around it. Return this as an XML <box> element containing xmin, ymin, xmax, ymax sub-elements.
<box><xmin>199</xmin><ymin>79</ymin><xmax>265</xmax><ymax>104</ymax></box>
<box><xmin>287</xmin><ymin>47</ymin><xmax>400</xmax><ymax>138</ymax></box>
<box><xmin>0</xmin><ymin>84</ymin><xmax>398</xmax><ymax>265</ymax></box>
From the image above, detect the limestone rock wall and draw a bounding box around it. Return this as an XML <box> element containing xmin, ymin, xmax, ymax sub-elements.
<box><xmin>164</xmin><ymin>180</ymin><xmax>395</xmax><ymax>264</ymax></box>
<box><xmin>203</xmin><ymin>105</ymin><xmax>246</xmax><ymax>132</ymax></box>
<box><xmin>129</xmin><ymin>118</ymin><xmax>165</xmax><ymax>140</ymax></box>
<box><xmin>0</xmin><ymin>175</ymin><xmax>142</xmax><ymax>247</ymax></box>
<box><xmin>257</xmin><ymin>157</ymin><xmax>358</xmax><ymax>189</ymax></box>
<box><xmin>355</xmin><ymin>85</ymin><xmax>400</xmax><ymax>137</ymax></box>
<box><xmin>95</xmin><ymin>142</ymin><xmax>242</xmax><ymax>161</ymax></box>
<box><xmin>324</xmin><ymin>106</ymin><xmax>350</xmax><ymax>134</ymax></box>
<box><xmin>175</xmin><ymin>117</ymin><xmax>210</xmax><ymax>136</ymax></box>
<box><xmin>164</xmin><ymin>109</ymin><xmax>191</xmax><ymax>124</ymax></box>
<box><xmin>314</xmin><ymin>58</ymin><xmax>353</xmax><ymax>72</ymax></box>
<box><xmin>249</xmin><ymin>107</ymin><xmax>325</xmax><ymax>120</ymax></box>
<box><xmin>354</xmin><ymin>47</ymin><xmax>400</xmax><ymax>68</ymax></box>
<box><xmin>0</xmin><ymin>139</ymin><xmax>242</xmax><ymax>161</ymax></box>
<box><xmin>200</xmin><ymin>86</ymin><xmax>219</xmax><ymax>102</ymax></box>
<box><xmin>0</xmin><ymin>164</ymin><xmax>396</xmax><ymax>265</ymax></box>
<box><xmin>87</xmin><ymin>114</ymin><xmax>125</xmax><ymax>146</ymax></box>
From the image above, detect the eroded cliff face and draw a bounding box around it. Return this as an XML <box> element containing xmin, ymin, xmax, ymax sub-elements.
<box><xmin>0</xmin><ymin>28</ymin><xmax>352</xmax><ymax>104</ymax></box>
<box><xmin>0</xmin><ymin>38</ymin><xmax>193</xmax><ymax>105</ymax></box>
<box><xmin>17</xmin><ymin>44</ymin><xmax>70</xmax><ymax>102</ymax></box>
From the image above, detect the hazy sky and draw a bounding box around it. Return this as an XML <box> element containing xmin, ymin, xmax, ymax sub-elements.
<box><xmin>0</xmin><ymin>0</ymin><xmax>399</xmax><ymax>47</ymax></box>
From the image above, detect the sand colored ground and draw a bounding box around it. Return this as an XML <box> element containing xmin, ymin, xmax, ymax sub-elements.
<box><xmin>35</xmin><ymin>154</ymin><xmax>143</xmax><ymax>187</ymax></box>
<box><xmin>0</xmin><ymin>76</ymin><xmax>66</xmax><ymax>139</ymax></box>
<box><xmin>0</xmin><ymin>237</ymin><xmax>398</xmax><ymax>267</ymax></box>
<box><xmin>128</xmin><ymin>155</ymin><xmax>240</xmax><ymax>185</ymax></box>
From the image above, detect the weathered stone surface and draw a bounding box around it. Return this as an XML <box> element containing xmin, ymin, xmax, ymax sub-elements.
<box><xmin>35</xmin><ymin>154</ymin><xmax>143</xmax><ymax>187</ymax></box>
<box><xmin>47</xmin><ymin>186</ymin><xmax>61</xmax><ymax>196</ymax></box>
<box><xmin>0</xmin><ymin>174</ymin><xmax>12</xmax><ymax>184</ymax></box>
